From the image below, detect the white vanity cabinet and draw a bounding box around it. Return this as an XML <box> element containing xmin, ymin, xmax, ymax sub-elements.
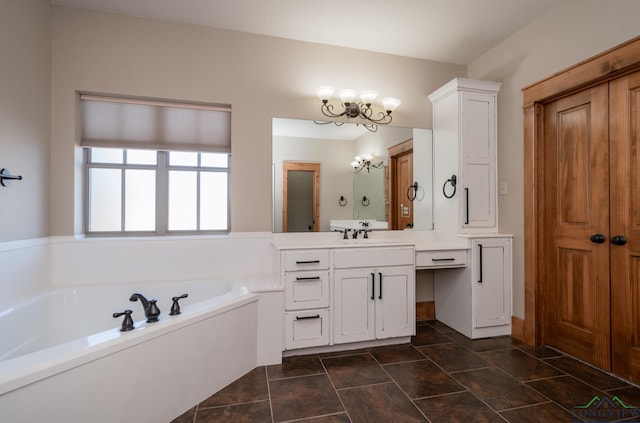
<box><xmin>428</xmin><ymin>78</ymin><xmax>502</xmax><ymax>233</ymax></box>
<box><xmin>282</xmin><ymin>250</ymin><xmax>331</xmax><ymax>350</ymax></box>
<box><xmin>434</xmin><ymin>236</ymin><xmax>512</xmax><ymax>339</ymax></box>
<box><xmin>333</xmin><ymin>247</ymin><xmax>415</xmax><ymax>344</ymax></box>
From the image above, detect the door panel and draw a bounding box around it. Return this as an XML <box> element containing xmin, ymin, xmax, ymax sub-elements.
<box><xmin>610</xmin><ymin>71</ymin><xmax>640</xmax><ymax>382</ymax></box>
<box><xmin>543</xmin><ymin>84</ymin><xmax>611</xmax><ymax>370</ymax></box>
<box><xmin>394</xmin><ymin>151</ymin><xmax>413</xmax><ymax>230</ymax></box>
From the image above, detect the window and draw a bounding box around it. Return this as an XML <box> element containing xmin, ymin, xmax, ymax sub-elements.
<box><xmin>81</xmin><ymin>94</ymin><xmax>231</xmax><ymax>235</ymax></box>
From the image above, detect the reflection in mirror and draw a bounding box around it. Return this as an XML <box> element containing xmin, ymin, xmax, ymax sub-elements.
<box><xmin>272</xmin><ymin>118</ymin><xmax>432</xmax><ymax>233</ymax></box>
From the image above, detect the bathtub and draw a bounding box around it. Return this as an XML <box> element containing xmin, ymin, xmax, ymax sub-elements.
<box><xmin>0</xmin><ymin>280</ymin><xmax>258</xmax><ymax>422</ymax></box>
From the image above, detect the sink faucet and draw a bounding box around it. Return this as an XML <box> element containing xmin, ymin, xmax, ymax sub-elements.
<box><xmin>129</xmin><ymin>293</ymin><xmax>161</xmax><ymax>322</ymax></box>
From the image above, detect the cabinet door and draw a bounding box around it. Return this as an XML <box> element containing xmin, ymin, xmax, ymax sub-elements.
<box><xmin>472</xmin><ymin>238</ymin><xmax>511</xmax><ymax>328</ymax></box>
<box><xmin>461</xmin><ymin>91</ymin><xmax>497</xmax><ymax>229</ymax></box>
<box><xmin>375</xmin><ymin>266</ymin><xmax>415</xmax><ymax>339</ymax></box>
<box><xmin>334</xmin><ymin>269</ymin><xmax>375</xmax><ymax>344</ymax></box>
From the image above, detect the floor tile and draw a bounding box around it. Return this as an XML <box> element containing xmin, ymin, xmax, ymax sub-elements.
<box><xmin>198</xmin><ymin>367</ymin><xmax>268</xmax><ymax>408</ymax></box>
<box><xmin>171</xmin><ymin>406</ymin><xmax>196</xmax><ymax>423</ymax></box>
<box><xmin>295</xmin><ymin>414</ymin><xmax>351</xmax><ymax>423</ymax></box>
<box><xmin>269</xmin><ymin>374</ymin><xmax>344</xmax><ymax>422</ymax></box>
<box><xmin>605</xmin><ymin>385</ymin><xmax>640</xmax><ymax>407</ymax></box>
<box><xmin>512</xmin><ymin>339</ymin><xmax>565</xmax><ymax>359</ymax></box>
<box><xmin>322</xmin><ymin>353</ymin><xmax>390</xmax><ymax>389</ymax></box>
<box><xmin>267</xmin><ymin>354</ymin><xmax>325</xmax><ymax>380</ymax></box>
<box><xmin>384</xmin><ymin>359</ymin><xmax>465</xmax><ymax>399</ymax></box>
<box><xmin>453</xmin><ymin>367</ymin><xmax>549</xmax><ymax>411</ymax></box>
<box><xmin>526</xmin><ymin>375</ymin><xmax>606</xmax><ymax>412</ymax></box>
<box><xmin>499</xmin><ymin>402</ymin><xmax>574</xmax><ymax>423</ymax></box>
<box><xmin>414</xmin><ymin>391</ymin><xmax>502</xmax><ymax>423</ymax></box>
<box><xmin>544</xmin><ymin>356</ymin><xmax>630</xmax><ymax>391</ymax></box>
<box><xmin>195</xmin><ymin>401</ymin><xmax>272</xmax><ymax>423</ymax></box>
<box><xmin>424</xmin><ymin>320</ymin><xmax>457</xmax><ymax>333</ymax></box>
<box><xmin>338</xmin><ymin>382</ymin><xmax>427</xmax><ymax>423</ymax></box>
<box><xmin>419</xmin><ymin>342</ymin><xmax>491</xmax><ymax>372</ymax></box>
<box><xmin>480</xmin><ymin>348</ymin><xmax>566</xmax><ymax>381</ymax></box>
<box><xmin>411</xmin><ymin>324</ymin><xmax>454</xmax><ymax>346</ymax></box>
<box><xmin>368</xmin><ymin>343</ymin><xmax>425</xmax><ymax>364</ymax></box>
<box><xmin>445</xmin><ymin>332</ymin><xmax>513</xmax><ymax>352</ymax></box>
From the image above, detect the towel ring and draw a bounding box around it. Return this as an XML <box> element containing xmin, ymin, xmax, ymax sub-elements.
<box><xmin>361</xmin><ymin>196</ymin><xmax>370</xmax><ymax>206</ymax></box>
<box><xmin>338</xmin><ymin>196</ymin><xmax>348</xmax><ymax>206</ymax></box>
<box><xmin>443</xmin><ymin>175</ymin><xmax>457</xmax><ymax>199</ymax></box>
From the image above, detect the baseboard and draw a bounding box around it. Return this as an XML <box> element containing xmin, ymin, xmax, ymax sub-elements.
<box><xmin>511</xmin><ymin>316</ymin><xmax>525</xmax><ymax>342</ymax></box>
<box><xmin>416</xmin><ymin>301</ymin><xmax>435</xmax><ymax>321</ymax></box>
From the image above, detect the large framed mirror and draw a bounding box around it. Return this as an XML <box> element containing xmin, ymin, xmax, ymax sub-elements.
<box><xmin>272</xmin><ymin>117</ymin><xmax>433</xmax><ymax>233</ymax></box>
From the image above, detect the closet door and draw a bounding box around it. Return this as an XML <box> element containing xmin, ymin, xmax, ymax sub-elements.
<box><xmin>543</xmin><ymin>83</ymin><xmax>611</xmax><ymax>370</ymax></box>
<box><xmin>610</xmin><ymin>70</ymin><xmax>640</xmax><ymax>382</ymax></box>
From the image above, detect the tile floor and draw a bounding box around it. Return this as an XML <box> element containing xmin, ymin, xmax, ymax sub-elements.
<box><xmin>172</xmin><ymin>321</ymin><xmax>640</xmax><ymax>422</ymax></box>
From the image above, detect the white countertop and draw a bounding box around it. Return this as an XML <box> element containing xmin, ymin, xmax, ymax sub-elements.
<box><xmin>272</xmin><ymin>230</ymin><xmax>472</xmax><ymax>252</ymax></box>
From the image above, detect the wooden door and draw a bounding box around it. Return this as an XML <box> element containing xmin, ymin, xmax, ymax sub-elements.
<box><xmin>610</xmin><ymin>70</ymin><xmax>640</xmax><ymax>382</ymax></box>
<box><xmin>543</xmin><ymin>84</ymin><xmax>612</xmax><ymax>370</ymax></box>
<box><xmin>282</xmin><ymin>162</ymin><xmax>320</xmax><ymax>232</ymax></box>
<box><xmin>389</xmin><ymin>150</ymin><xmax>414</xmax><ymax>230</ymax></box>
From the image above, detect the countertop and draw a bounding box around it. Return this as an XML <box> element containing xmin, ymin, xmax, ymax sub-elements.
<box><xmin>272</xmin><ymin>230</ymin><xmax>473</xmax><ymax>252</ymax></box>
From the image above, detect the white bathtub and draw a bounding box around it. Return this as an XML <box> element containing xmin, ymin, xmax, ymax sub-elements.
<box><xmin>0</xmin><ymin>280</ymin><xmax>259</xmax><ymax>422</ymax></box>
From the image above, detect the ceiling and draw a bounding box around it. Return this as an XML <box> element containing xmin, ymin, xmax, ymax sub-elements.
<box><xmin>51</xmin><ymin>0</ymin><xmax>561</xmax><ymax>65</ymax></box>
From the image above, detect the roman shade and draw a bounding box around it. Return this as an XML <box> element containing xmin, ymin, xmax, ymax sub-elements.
<box><xmin>80</xmin><ymin>94</ymin><xmax>231</xmax><ymax>152</ymax></box>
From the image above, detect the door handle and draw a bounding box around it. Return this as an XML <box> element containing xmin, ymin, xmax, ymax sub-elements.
<box><xmin>371</xmin><ymin>273</ymin><xmax>375</xmax><ymax>300</ymax></box>
<box><xmin>378</xmin><ymin>272</ymin><xmax>383</xmax><ymax>300</ymax></box>
<box><xmin>478</xmin><ymin>243</ymin><xmax>483</xmax><ymax>283</ymax></box>
<box><xmin>611</xmin><ymin>235</ymin><xmax>628</xmax><ymax>246</ymax></box>
<box><xmin>464</xmin><ymin>188</ymin><xmax>470</xmax><ymax>225</ymax></box>
<box><xmin>590</xmin><ymin>234</ymin><xmax>606</xmax><ymax>244</ymax></box>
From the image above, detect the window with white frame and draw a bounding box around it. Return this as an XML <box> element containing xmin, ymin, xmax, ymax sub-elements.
<box><xmin>81</xmin><ymin>95</ymin><xmax>231</xmax><ymax>235</ymax></box>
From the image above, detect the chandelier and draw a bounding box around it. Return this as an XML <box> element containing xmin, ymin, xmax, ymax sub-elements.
<box><xmin>316</xmin><ymin>86</ymin><xmax>401</xmax><ymax>132</ymax></box>
<box><xmin>351</xmin><ymin>154</ymin><xmax>384</xmax><ymax>173</ymax></box>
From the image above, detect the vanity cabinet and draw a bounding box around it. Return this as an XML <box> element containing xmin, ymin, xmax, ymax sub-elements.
<box><xmin>333</xmin><ymin>247</ymin><xmax>415</xmax><ymax>344</ymax></box>
<box><xmin>434</xmin><ymin>236</ymin><xmax>512</xmax><ymax>339</ymax></box>
<box><xmin>282</xmin><ymin>250</ymin><xmax>331</xmax><ymax>350</ymax></box>
<box><xmin>428</xmin><ymin>78</ymin><xmax>502</xmax><ymax>233</ymax></box>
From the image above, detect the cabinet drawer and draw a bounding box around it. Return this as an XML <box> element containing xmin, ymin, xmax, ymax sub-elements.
<box><xmin>283</xmin><ymin>250</ymin><xmax>330</xmax><ymax>271</ymax></box>
<box><xmin>285</xmin><ymin>271</ymin><xmax>329</xmax><ymax>310</ymax></box>
<box><xmin>416</xmin><ymin>249</ymin><xmax>467</xmax><ymax>269</ymax></box>
<box><xmin>284</xmin><ymin>309</ymin><xmax>330</xmax><ymax>350</ymax></box>
<box><xmin>334</xmin><ymin>247</ymin><xmax>414</xmax><ymax>269</ymax></box>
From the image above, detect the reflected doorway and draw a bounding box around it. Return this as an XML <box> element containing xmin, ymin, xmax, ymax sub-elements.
<box><xmin>282</xmin><ymin>162</ymin><xmax>320</xmax><ymax>232</ymax></box>
<box><xmin>388</xmin><ymin>139</ymin><xmax>413</xmax><ymax>230</ymax></box>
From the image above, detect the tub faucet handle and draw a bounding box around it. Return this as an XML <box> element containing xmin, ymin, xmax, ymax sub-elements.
<box><xmin>170</xmin><ymin>294</ymin><xmax>189</xmax><ymax>315</ymax></box>
<box><xmin>113</xmin><ymin>309</ymin><xmax>135</xmax><ymax>332</ymax></box>
<box><xmin>145</xmin><ymin>299</ymin><xmax>161</xmax><ymax>323</ymax></box>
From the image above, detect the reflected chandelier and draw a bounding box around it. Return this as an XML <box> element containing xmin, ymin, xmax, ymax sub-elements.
<box><xmin>351</xmin><ymin>154</ymin><xmax>384</xmax><ymax>173</ymax></box>
<box><xmin>316</xmin><ymin>86</ymin><xmax>401</xmax><ymax>132</ymax></box>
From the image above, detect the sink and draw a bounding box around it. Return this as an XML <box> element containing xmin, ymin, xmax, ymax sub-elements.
<box><xmin>340</xmin><ymin>238</ymin><xmax>394</xmax><ymax>245</ymax></box>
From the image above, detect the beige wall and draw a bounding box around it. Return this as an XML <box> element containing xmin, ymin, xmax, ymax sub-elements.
<box><xmin>468</xmin><ymin>0</ymin><xmax>640</xmax><ymax>318</ymax></box>
<box><xmin>0</xmin><ymin>0</ymin><xmax>51</xmax><ymax>242</ymax></box>
<box><xmin>50</xmin><ymin>6</ymin><xmax>465</xmax><ymax>236</ymax></box>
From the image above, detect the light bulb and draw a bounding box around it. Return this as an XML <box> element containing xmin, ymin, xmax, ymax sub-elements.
<box><xmin>381</xmin><ymin>97</ymin><xmax>401</xmax><ymax>113</ymax></box>
<box><xmin>317</xmin><ymin>86</ymin><xmax>335</xmax><ymax>102</ymax></box>
<box><xmin>339</xmin><ymin>89</ymin><xmax>356</xmax><ymax>104</ymax></box>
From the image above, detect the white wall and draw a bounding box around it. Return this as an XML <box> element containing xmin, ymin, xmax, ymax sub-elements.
<box><xmin>0</xmin><ymin>0</ymin><xmax>51</xmax><ymax>243</ymax></box>
<box><xmin>468</xmin><ymin>0</ymin><xmax>640</xmax><ymax>318</ymax></box>
<box><xmin>49</xmin><ymin>6</ymin><xmax>465</xmax><ymax>236</ymax></box>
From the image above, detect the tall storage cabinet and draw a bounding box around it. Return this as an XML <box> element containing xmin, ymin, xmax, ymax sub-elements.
<box><xmin>429</xmin><ymin>78</ymin><xmax>512</xmax><ymax>339</ymax></box>
<box><xmin>428</xmin><ymin>78</ymin><xmax>502</xmax><ymax>233</ymax></box>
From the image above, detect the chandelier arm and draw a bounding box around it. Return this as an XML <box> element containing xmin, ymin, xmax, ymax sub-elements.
<box><xmin>320</xmin><ymin>102</ymin><xmax>347</xmax><ymax>118</ymax></box>
<box><xmin>362</xmin><ymin>111</ymin><xmax>393</xmax><ymax>124</ymax></box>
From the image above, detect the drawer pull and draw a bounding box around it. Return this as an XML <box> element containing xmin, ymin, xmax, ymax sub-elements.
<box><xmin>431</xmin><ymin>257</ymin><xmax>456</xmax><ymax>262</ymax></box>
<box><xmin>296</xmin><ymin>260</ymin><xmax>321</xmax><ymax>265</ymax></box>
<box><xmin>295</xmin><ymin>314</ymin><xmax>321</xmax><ymax>320</ymax></box>
<box><xmin>295</xmin><ymin>276</ymin><xmax>321</xmax><ymax>281</ymax></box>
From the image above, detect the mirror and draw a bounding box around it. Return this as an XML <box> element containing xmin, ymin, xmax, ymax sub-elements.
<box><xmin>272</xmin><ymin>117</ymin><xmax>432</xmax><ymax>232</ymax></box>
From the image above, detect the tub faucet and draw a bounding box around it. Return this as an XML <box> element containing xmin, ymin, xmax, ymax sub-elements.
<box><xmin>129</xmin><ymin>293</ymin><xmax>161</xmax><ymax>323</ymax></box>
